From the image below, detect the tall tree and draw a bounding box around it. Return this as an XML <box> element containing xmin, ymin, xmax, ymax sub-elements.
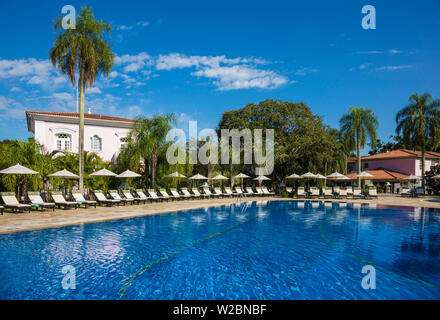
<box><xmin>50</xmin><ymin>6</ymin><xmax>114</xmax><ymax>192</ymax></box>
<box><xmin>396</xmin><ymin>93</ymin><xmax>440</xmax><ymax>192</ymax></box>
<box><xmin>340</xmin><ymin>107</ymin><xmax>378</xmax><ymax>186</ymax></box>
<box><xmin>121</xmin><ymin>114</ymin><xmax>177</xmax><ymax>188</ymax></box>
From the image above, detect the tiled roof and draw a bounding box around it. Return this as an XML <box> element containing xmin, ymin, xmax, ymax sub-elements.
<box><xmin>345</xmin><ymin>168</ymin><xmax>407</xmax><ymax>181</ymax></box>
<box><xmin>26</xmin><ymin>111</ymin><xmax>135</xmax><ymax>122</ymax></box>
<box><xmin>362</xmin><ymin>149</ymin><xmax>440</xmax><ymax>160</ymax></box>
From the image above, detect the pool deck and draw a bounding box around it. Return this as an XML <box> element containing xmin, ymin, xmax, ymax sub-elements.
<box><xmin>0</xmin><ymin>195</ymin><xmax>439</xmax><ymax>234</ymax></box>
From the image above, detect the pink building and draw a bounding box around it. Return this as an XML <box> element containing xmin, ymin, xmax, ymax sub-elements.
<box><xmin>26</xmin><ymin>110</ymin><xmax>134</xmax><ymax>162</ymax></box>
<box><xmin>347</xmin><ymin>149</ymin><xmax>440</xmax><ymax>177</ymax></box>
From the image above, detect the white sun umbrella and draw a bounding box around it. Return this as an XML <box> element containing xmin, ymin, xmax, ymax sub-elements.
<box><xmin>189</xmin><ymin>173</ymin><xmax>208</xmax><ymax>188</ymax></box>
<box><xmin>356</xmin><ymin>171</ymin><xmax>374</xmax><ymax>178</ymax></box>
<box><xmin>432</xmin><ymin>174</ymin><xmax>440</xmax><ymax>179</ymax></box>
<box><xmin>189</xmin><ymin>174</ymin><xmax>208</xmax><ymax>180</ymax></box>
<box><xmin>234</xmin><ymin>172</ymin><xmax>250</xmax><ymax>187</ymax></box>
<box><xmin>89</xmin><ymin>168</ymin><xmax>117</xmax><ymax>177</ymax></box>
<box><xmin>356</xmin><ymin>171</ymin><xmax>373</xmax><ymax>188</ymax></box>
<box><xmin>0</xmin><ymin>163</ymin><xmax>38</xmax><ymax>175</ymax></box>
<box><xmin>253</xmin><ymin>175</ymin><xmax>271</xmax><ymax>181</ymax></box>
<box><xmin>211</xmin><ymin>174</ymin><xmax>228</xmax><ymax>180</ymax></box>
<box><xmin>49</xmin><ymin>169</ymin><xmax>79</xmax><ymax>179</ymax></box>
<box><xmin>286</xmin><ymin>173</ymin><xmax>300</xmax><ymax>179</ymax></box>
<box><xmin>301</xmin><ymin>172</ymin><xmax>317</xmax><ymax>179</ymax></box>
<box><xmin>253</xmin><ymin>175</ymin><xmax>270</xmax><ymax>187</ymax></box>
<box><xmin>0</xmin><ymin>163</ymin><xmax>38</xmax><ymax>199</ymax></box>
<box><xmin>49</xmin><ymin>169</ymin><xmax>79</xmax><ymax>195</ymax></box>
<box><xmin>403</xmin><ymin>174</ymin><xmax>422</xmax><ymax>181</ymax></box>
<box><xmin>116</xmin><ymin>170</ymin><xmax>141</xmax><ymax>178</ymax></box>
<box><xmin>167</xmin><ymin>171</ymin><xmax>187</xmax><ymax>178</ymax></box>
<box><xmin>327</xmin><ymin>172</ymin><xmax>345</xmax><ymax>179</ymax></box>
<box><xmin>403</xmin><ymin>174</ymin><xmax>422</xmax><ymax>192</ymax></box>
<box><xmin>315</xmin><ymin>174</ymin><xmax>326</xmax><ymax>179</ymax></box>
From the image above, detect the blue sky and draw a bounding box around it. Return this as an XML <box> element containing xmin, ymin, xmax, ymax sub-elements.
<box><xmin>0</xmin><ymin>0</ymin><xmax>439</xmax><ymax>153</ymax></box>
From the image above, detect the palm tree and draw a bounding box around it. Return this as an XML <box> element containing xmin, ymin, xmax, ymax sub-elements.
<box><xmin>50</xmin><ymin>6</ymin><xmax>114</xmax><ymax>193</ymax></box>
<box><xmin>340</xmin><ymin>107</ymin><xmax>378</xmax><ymax>186</ymax></box>
<box><xmin>396</xmin><ymin>93</ymin><xmax>440</xmax><ymax>192</ymax></box>
<box><xmin>122</xmin><ymin>114</ymin><xmax>177</xmax><ymax>188</ymax></box>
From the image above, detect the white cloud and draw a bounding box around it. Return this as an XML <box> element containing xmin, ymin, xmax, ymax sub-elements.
<box><xmin>116</xmin><ymin>21</ymin><xmax>150</xmax><ymax>31</ymax></box>
<box><xmin>155</xmin><ymin>53</ymin><xmax>288</xmax><ymax>90</ymax></box>
<box><xmin>375</xmin><ymin>65</ymin><xmax>414</xmax><ymax>71</ymax></box>
<box><xmin>294</xmin><ymin>67</ymin><xmax>318</xmax><ymax>76</ymax></box>
<box><xmin>86</xmin><ymin>87</ymin><xmax>102</xmax><ymax>94</ymax></box>
<box><xmin>0</xmin><ymin>96</ymin><xmax>26</xmax><ymax>119</ymax></box>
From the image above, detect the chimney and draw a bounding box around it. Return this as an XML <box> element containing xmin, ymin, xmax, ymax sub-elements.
<box><xmin>87</xmin><ymin>108</ymin><xmax>92</xmax><ymax>114</ymax></box>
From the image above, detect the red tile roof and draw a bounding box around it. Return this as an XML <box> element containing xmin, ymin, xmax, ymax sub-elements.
<box><xmin>26</xmin><ymin>111</ymin><xmax>135</xmax><ymax>123</ymax></box>
<box><xmin>345</xmin><ymin>169</ymin><xmax>407</xmax><ymax>181</ymax></box>
<box><xmin>362</xmin><ymin>149</ymin><xmax>440</xmax><ymax>160</ymax></box>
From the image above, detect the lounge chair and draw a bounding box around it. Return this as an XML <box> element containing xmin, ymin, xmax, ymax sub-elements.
<box><xmin>109</xmin><ymin>190</ymin><xmax>133</xmax><ymax>205</ymax></box>
<box><xmin>309</xmin><ymin>187</ymin><xmax>320</xmax><ymax>198</ymax></box>
<box><xmin>235</xmin><ymin>187</ymin><xmax>245</xmax><ymax>196</ymax></box>
<box><xmin>352</xmin><ymin>187</ymin><xmax>363</xmax><ymax>199</ymax></box>
<box><xmin>286</xmin><ymin>187</ymin><xmax>294</xmax><ymax>196</ymax></box>
<box><xmin>121</xmin><ymin>190</ymin><xmax>142</xmax><ymax>204</ymax></box>
<box><xmin>27</xmin><ymin>191</ymin><xmax>55</xmax><ymax>211</ymax></box>
<box><xmin>261</xmin><ymin>187</ymin><xmax>275</xmax><ymax>196</ymax></box>
<box><xmin>135</xmin><ymin>189</ymin><xmax>149</xmax><ymax>202</ymax></box>
<box><xmin>400</xmin><ymin>188</ymin><xmax>411</xmax><ymax>197</ymax></box>
<box><xmin>170</xmin><ymin>188</ymin><xmax>182</xmax><ymax>200</ymax></box>
<box><xmin>255</xmin><ymin>187</ymin><xmax>265</xmax><ymax>196</ymax></box>
<box><xmin>203</xmin><ymin>187</ymin><xmax>216</xmax><ymax>198</ymax></box>
<box><xmin>148</xmin><ymin>189</ymin><xmax>165</xmax><ymax>201</ymax></box>
<box><xmin>415</xmin><ymin>188</ymin><xmax>425</xmax><ymax>197</ymax></box>
<box><xmin>180</xmin><ymin>188</ymin><xmax>195</xmax><ymax>199</ymax></box>
<box><xmin>333</xmin><ymin>186</ymin><xmax>340</xmax><ymax>198</ymax></box>
<box><xmin>0</xmin><ymin>192</ymin><xmax>31</xmax><ymax>213</ymax></box>
<box><xmin>346</xmin><ymin>186</ymin><xmax>353</xmax><ymax>198</ymax></box>
<box><xmin>214</xmin><ymin>187</ymin><xmax>226</xmax><ymax>197</ymax></box>
<box><xmin>72</xmin><ymin>192</ymin><xmax>97</xmax><ymax>208</ymax></box>
<box><xmin>323</xmin><ymin>187</ymin><xmax>333</xmax><ymax>199</ymax></box>
<box><xmin>94</xmin><ymin>190</ymin><xmax>120</xmax><ymax>206</ymax></box>
<box><xmin>245</xmin><ymin>187</ymin><xmax>255</xmax><ymax>197</ymax></box>
<box><xmin>50</xmin><ymin>192</ymin><xmax>78</xmax><ymax>209</ymax></box>
<box><xmin>180</xmin><ymin>188</ymin><xmax>194</xmax><ymax>199</ymax></box>
<box><xmin>190</xmin><ymin>188</ymin><xmax>208</xmax><ymax>199</ymax></box>
<box><xmin>160</xmin><ymin>189</ymin><xmax>176</xmax><ymax>201</ymax></box>
<box><xmin>296</xmin><ymin>187</ymin><xmax>307</xmax><ymax>198</ymax></box>
<box><xmin>368</xmin><ymin>187</ymin><xmax>378</xmax><ymax>199</ymax></box>
<box><xmin>224</xmin><ymin>187</ymin><xmax>236</xmax><ymax>197</ymax></box>
<box><xmin>338</xmin><ymin>188</ymin><xmax>348</xmax><ymax>199</ymax></box>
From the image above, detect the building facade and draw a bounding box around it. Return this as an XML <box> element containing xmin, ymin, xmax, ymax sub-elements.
<box><xmin>347</xmin><ymin>149</ymin><xmax>440</xmax><ymax>177</ymax></box>
<box><xmin>26</xmin><ymin>110</ymin><xmax>134</xmax><ymax>162</ymax></box>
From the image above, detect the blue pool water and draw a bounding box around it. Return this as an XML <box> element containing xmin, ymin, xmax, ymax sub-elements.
<box><xmin>0</xmin><ymin>201</ymin><xmax>439</xmax><ymax>300</ymax></box>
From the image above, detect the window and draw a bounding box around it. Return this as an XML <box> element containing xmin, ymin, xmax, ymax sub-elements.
<box><xmin>363</xmin><ymin>162</ymin><xmax>369</xmax><ymax>169</ymax></box>
<box><xmin>120</xmin><ymin>137</ymin><xmax>128</xmax><ymax>149</ymax></box>
<box><xmin>90</xmin><ymin>135</ymin><xmax>102</xmax><ymax>151</ymax></box>
<box><xmin>55</xmin><ymin>133</ymin><xmax>71</xmax><ymax>151</ymax></box>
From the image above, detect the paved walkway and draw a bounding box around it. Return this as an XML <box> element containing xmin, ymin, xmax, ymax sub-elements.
<box><xmin>0</xmin><ymin>195</ymin><xmax>439</xmax><ymax>234</ymax></box>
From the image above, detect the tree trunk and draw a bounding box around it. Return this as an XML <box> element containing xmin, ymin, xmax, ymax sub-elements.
<box><xmin>151</xmin><ymin>147</ymin><xmax>158</xmax><ymax>188</ymax></box>
<box><xmin>357</xmin><ymin>130</ymin><xmax>361</xmax><ymax>187</ymax></box>
<box><xmin>422</xmin><ymin>141</ymin><xmax>426</xmax><ymax>193</ymax></box>
<box><xmin>78</xmin><ymin>72</ymin><xmax>85</xmax><ymax>193</ymax></box>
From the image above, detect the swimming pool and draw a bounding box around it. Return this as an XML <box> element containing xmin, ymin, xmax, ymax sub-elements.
<box><xmin>0</xmin><ymin>201</ymin><xmax>439</xmax><ymax>300</ymax></box>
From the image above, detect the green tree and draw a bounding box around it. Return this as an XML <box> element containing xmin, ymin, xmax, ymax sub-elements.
<box><xmin>340</xmin><ymin>107</ymin><xmax>378</xmax><ymax>186</ymax></box>
<box><xmin>119</xmin><ymin>114</ymin><xmax>177</xmax><ymax>188</ymax></box>
<box><xmin>396</xmin><ymin>93</ymin><xmax>440</xmax><ymax>192</ymax></box>
<box><xmin>50</xmin><ymin>6</ymin><xmax>114</xmax><ymax>193</ymax></box>
<box><xmin>218</xmin><ymin>99</ymin><xmax>342</xmax><ymax>185</ymax></box>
